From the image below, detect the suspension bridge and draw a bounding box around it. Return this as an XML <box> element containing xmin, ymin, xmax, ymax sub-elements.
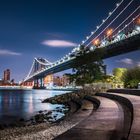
<box><xmin>22</xmin><ymin>0</ymin><xmax>140</xmax><ymax>88</ymax></box>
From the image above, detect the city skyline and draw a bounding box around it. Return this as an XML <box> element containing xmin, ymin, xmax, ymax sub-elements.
<box><xmin>0</xmin><ymin>0</ymin><xmax>139</xmax><ymax>82</ymax></box>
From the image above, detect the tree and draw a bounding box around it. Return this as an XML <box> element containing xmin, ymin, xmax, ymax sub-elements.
<box><xmin>71</xmin><ymin>45</ymin><xmax>106</xmax><ymax>86</ymax></box>
<box><xmin>113</xmin><ymin>68</ymin><xmax>127</xmax><ymax>81</ymax></box>
<box><xmin>123</xmin><ymin>67</ymin><xmax>140</xmax><ymax>88</ymax></box>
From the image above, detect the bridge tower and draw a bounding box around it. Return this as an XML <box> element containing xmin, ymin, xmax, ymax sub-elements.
<box><xmin>23</xmin><ymin>57</ymin><xmax>52</xmax><ymax>89</ymax></box>
<box><xmin>33</xmin><ymin>57</ymin><xmax>52</xmax><ymax>89</ymax></box>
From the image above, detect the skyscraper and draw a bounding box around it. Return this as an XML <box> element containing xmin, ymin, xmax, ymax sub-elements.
<box><xmin>4</xmin><ymin>69</ymin><xmax>10</xmax><ymax>81</ymax></box>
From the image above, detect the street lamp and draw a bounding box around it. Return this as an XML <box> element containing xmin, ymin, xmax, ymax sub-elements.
<box><xmin>93</xmin><ymin>38</ymin><xmax>100</xmax><ymax>47</ymax></box>
<box><xmin>136</xmin><ymin>18</ymin><xmax>140</xmax><ymax>25</ymax></box>
<box><xmin>106</xmin><ymin>28</ymin><xmax>113</xmax><ymax>37</ymax></box>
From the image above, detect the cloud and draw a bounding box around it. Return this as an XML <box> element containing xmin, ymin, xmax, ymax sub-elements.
<box><xmin>137</xmin><ymin>62</ymin><xmax>140</xmax><ymax>67</ymax></box>
<box><xmin>0</xmin><ymin>49</ymin><xmax>21</xmax><ymax>56</ymax></box>
<box><xmin>41</xmin><ymin>40</ymin><xmax>77</xmax><ymax>47</ymax></box>
<box><xmin>116</xmin><ymin>58</ymin><xmax>133</xmax><ymax>65</ymax></box>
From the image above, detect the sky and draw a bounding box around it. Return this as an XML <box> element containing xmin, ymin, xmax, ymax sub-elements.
<box><xmin>0</xmin><ymin>0</ymin><xmax>139</xmax><ymax>82</ymax></box>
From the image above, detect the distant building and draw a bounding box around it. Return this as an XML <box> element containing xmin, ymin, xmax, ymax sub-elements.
<box><xmin>21</xmin><ymin>81</ymin><xmax>33</xmax><ymax>87</ymax></box>
<box><xmin>53</xmin><ymin>76</ymin><xmax>62</xmax><ymax>86</ymax></box>
<box><xmin>44</xmin><ymin>74</ymin><xmax>53</xmax><ymax>86</ymax></box>
<box><xmin>61</xmin><ymin>74</ymin><xmax>70</xmax><ymax>86</ymax></box>
<box><xmin>3</xmin><ymin>69</ymin><xmax>10</xmax><ymax>82</ymax></box>
<box><xmin>0</xmin><ymin>79</ymin><xmax>4</xmax><ymax>86</ymax></box>
<box><xmin>53</xmin><ymin>74</ymin><xmax>70</xmax><ymax>86</ymax></box>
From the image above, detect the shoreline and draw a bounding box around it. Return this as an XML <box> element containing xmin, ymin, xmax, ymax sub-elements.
<box><xmin>0</xmin><ymin>88</ymin><xmax>96</xmax><ymax>139</ymax></box>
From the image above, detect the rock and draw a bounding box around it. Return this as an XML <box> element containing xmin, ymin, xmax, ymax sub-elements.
<box><xmin>34</xmin><ymin>114</ymin><xmax>45</xmax><ymax>123</ymax></box>
<box><xmin>19</xmin><ymin>118</ymin><xmax>25</xmax><ymax>122</ymax></box>
<box><xmin>39</xmin><ymin>110</ymin><xmax>43</xmax><ymax>113</ymax></box>
<box><xmin>0</xmin><ymin>124</ymin><xmax>4</xmax><ymax>130</ymax></box>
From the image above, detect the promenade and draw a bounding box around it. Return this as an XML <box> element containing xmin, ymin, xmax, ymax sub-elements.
<box><xmin>54</xmin><ymin>89</ymin><xmax>140</xmax><ymax>140</ymax></box>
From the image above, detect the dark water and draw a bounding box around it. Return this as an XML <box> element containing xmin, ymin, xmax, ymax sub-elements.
<box><xmin>0</xmin><ymin>89</ymin><xmax>70</xmax><ymax>124</ymax></box>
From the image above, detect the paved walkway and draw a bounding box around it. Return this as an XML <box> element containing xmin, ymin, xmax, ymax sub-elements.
<box><xmin>106</xmin><ymin>92</ymin><xmax>140</xmax><ymax>140</ymax></box>
<box><xmin>54</xmin><ymin>96</ymin><xmax>124</xmax><ymax>140</ymax></box>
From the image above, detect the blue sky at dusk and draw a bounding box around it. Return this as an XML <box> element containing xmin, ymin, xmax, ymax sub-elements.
<box><xmin>0</xmin><ymin>0</ymin><xmax>139</xmax><ymax>82</ymax></box>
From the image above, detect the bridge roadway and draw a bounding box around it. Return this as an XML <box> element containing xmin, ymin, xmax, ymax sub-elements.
<box><xmin>26</xmin><ymin>33</ymin><xmax>140</xmax><ymax>81</ymax></box>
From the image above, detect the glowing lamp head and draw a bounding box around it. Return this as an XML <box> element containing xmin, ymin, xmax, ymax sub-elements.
<box><xmin>93</xmin><ymin>39</ymin><xmax>100</xmax><ymax>46</ymax></box>
<box><xmin>106</xmin><ymin>28</ymin><xmax>113</xmax><ymax>37</ymax></box>
<box><xmin>136</xmin><ymin>18</ymin><xmax>140</xmax><ymax>25</ymax></box>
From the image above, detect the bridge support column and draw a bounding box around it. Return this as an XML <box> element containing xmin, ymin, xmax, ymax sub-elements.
<box><xmin>40</xmin><ymin>78</ymin><xmax>45</xmax><ymax>88</ymax></box>
<box><xmin>33</xmin><ymin>78</ymin><xmax>45</xmax><ymax>89</ymax></box>
<box><xmin>33</xmin><ymin>78</ymin><xmax>39</xmax><ymax>89</ymax></box>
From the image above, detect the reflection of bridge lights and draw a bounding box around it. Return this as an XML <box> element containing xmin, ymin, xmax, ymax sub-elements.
<box><xmin>106</xmin><ymin>28</ymin><xmax>113</xmax><ymax>36</ymax></box>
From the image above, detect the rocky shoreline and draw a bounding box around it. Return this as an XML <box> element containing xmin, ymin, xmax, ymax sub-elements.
<box><xmin>43</xmin><ymin>88</ymin><xmax>96</xmax><ymax>104</ymax></box>
<box><xmin>0</xmin><ymin>88</ymin><xmax>97</xmax><ymax>140</ymax></box>
<box><xmin>0</xmin><ymin>105</ymin><xmax>69</xmax><ymax>130</ymax></box>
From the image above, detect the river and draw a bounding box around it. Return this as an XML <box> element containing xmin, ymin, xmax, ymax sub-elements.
<box><xmin>0</xmin><ymin>89</ymin><xmax>71</xmax><ymax>124</ymax></box>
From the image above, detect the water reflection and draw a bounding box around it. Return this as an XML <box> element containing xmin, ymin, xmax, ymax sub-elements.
<box><xmin>0</xmin><ymin>89</ymin><xmax>70</xmax><ymax>124</ymax></box>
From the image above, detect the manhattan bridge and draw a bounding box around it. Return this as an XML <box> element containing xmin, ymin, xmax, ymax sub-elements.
<box><xmin>22</xmin><ymin>0</ymin><xmax>140</xmax><ymax>88</ymax></box>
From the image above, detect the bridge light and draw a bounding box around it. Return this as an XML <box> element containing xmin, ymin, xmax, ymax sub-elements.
<box><xmin>102</xmin><ymin>19</ymin><xmax>105</xmax><ymax>23</ymax></box>
<box><xmin>91</xmin><ymin>32</ymin><xmax>94</xmax><ymax>35</ymax></box>
<box><xmin>101</xmin><ymin>40</ymin><xmax>106</xmax><ymax>46</ymax></box>
<box><xmin>86</xmin><ymin>36</ymin><xmax>89</xmax><ymax>39</ymax></box>
<box><xmin>96</xmin><ymin>26</ymin><xmax>99</xmax><ymax>29</ymax></box>
<box><xmin>106</xmin><ymin>28</ymin><xmax>113</xmax><ymax>37</ymax></box>
<box><xmin>93</xmin><ymin>39</ymin><xmax>100</xmax><ymax>46</ymax></box>
<box><xmin>136</xmin><ymin>26</ymin><xmax>140</xmax><ymax>32</ymax></box>
<box><xmin>90</xmin><ymin>46</ymin><xmax>96</xmax><ymax>51</ymax></box>
<box><xmin>109</xmin><ymin>12</ymin><xmax>112</xmax><ymax>16</ymax></box>
<box><xmin>118</xmin><ymin>30</ymin><xmax>121</xmax><ymax>33</ymax></box>
<box><xmin>116</xmin><ymin>34</ymin><xmax>121</xmax><ymax>40</ymax></box>
<box><xmin>82</xmin><ymin>40</ymin><xmax>85</xmax><ymax>43</ymax></box>
<box><xmin>116</xmin><ymin>3</ymin><xmax>119</xmax><ymax>7</ymax></box>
